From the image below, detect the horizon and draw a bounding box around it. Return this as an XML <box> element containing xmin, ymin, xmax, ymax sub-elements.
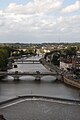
<box><xmin>0</xmin><ymin>42</ymin><xmax>80</xmax><ymax>44</ymax></box>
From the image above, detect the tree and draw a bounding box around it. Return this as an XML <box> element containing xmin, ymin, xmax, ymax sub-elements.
<box><xmin>0</xmin><ymin>46</ymin><xmax>11</xmax><ymax>71</ymax></box>
<box><xmin>63</xmin><ymin>46</ymin><xmax>76</xmax><ymax>57</ymax></box>
<box><xmin>51</xmin><ymin>52</ymin><xmax>60</xmax><ymax>66</ymax></box>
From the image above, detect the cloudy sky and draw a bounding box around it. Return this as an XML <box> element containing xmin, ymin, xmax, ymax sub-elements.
<box><xmin>0</xmin><ymin>0</ymin><xmax>80</xmax><ymax>43</ymax></box>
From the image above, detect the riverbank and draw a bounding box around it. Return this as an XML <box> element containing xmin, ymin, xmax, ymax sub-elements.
<box><xmin>64</xmin><ymin>76</ymin><xmax>80</xmax><ymax>89</ymax></box>
<box><xmin>39</xmin><ymin>58</ymin><xmax>80</xmax><ymax>89</ymax></box>
<box><xmin>39</xmin><ymin>58</ymin><xmax>60</xmax><ymax>73</ymax></box>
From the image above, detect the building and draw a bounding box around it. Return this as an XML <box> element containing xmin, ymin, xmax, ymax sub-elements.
<box><xmin>72</xmin><ymin>51</ymin><xmax>80</xmax><ymax>72</ymax></box>
<box><xmin>60</xmin><ymin>58</ymin><xmax>72</xmax><ymax>71</ymax></box>
<box><xmin>60</xmin><ymin>51</ymin><xmax>80</xmax><ymax>73</ymax></box>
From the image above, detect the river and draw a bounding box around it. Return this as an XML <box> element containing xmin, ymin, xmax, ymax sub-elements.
<box><xmin>0</xmin><ymin>55</ymin><xmax>80</xmax><ymax>102</ymax></box>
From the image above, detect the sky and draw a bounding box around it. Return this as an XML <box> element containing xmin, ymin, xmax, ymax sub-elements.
<box><xmin>0</xmin><ymin>0</ymin><xmax>80</xmax><ymax>43</ymax></box>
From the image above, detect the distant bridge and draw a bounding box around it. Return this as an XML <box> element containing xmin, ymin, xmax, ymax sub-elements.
<box><xmin>14</xmin><ymin>59</ymin><xmax>40</xmax><ymax>64</ymax></box>
<box><xmin>0</xmin><ymin>71</ymin><xmax>61</xmax><ymax>81</ymax></box>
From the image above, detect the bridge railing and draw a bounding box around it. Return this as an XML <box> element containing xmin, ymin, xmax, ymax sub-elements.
<box><xmin>0</xmin><ymin>71</ymin><xmax>58</xmax><ymax>76</ymax></box>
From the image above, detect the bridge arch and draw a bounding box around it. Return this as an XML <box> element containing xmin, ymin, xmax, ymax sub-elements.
<box><xmin>0</xmin><ymin>71</ymin><xmax>61</xmax><ymax>81</ymax></box>
<box><xmin>41</xmin><ymin>75</ymin><xmax>56</xmax><ymax>81</ymax></box>
<box><xmin>19</xmin><ymin>75</ymin><xmax>35</xmax><ymax>80</ymax></box>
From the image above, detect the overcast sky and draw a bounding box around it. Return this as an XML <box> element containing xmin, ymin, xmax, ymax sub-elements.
<box><xmin>0</xmin><ymin>0</ymin><xmax>80</xmax><ymax>43</ymax></box>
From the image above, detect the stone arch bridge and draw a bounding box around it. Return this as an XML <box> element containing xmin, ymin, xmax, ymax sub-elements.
<box><xmin>0</xmin><ymin>71</ymin><xmax>62</xmax><ymax>81</ymax></box>
<box><xmin>14</xmin><ymin>59</ymin><xmax>40</xmax><ymax>64</ymax></box>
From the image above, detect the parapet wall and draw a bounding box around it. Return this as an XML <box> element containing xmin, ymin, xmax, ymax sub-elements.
<box><xmin>63</xmin><ymin>76</ymin><xmax>80</xmax><ymax>89</ymax></box>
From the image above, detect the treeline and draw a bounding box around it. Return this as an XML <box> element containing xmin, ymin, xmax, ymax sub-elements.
<box><xmin>12</xmin><ymin>48</ymin><xmax>37</xmax><ymax>57</ymax></box>
<box><xmin>0</xmin><ymin>46</ymin><xmax>11</xmax><ymax>71</ymax></box>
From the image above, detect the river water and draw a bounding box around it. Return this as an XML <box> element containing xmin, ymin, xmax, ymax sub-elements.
<box><xmin>0</xmin><ymin>55</ymin><xmax>80</xmax><ymax>102</ymax></box>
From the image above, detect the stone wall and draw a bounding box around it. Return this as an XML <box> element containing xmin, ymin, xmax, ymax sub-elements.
<box><xmin>63</xmin><ymin>76</ymin><xmax>80</xmax><ymax>89</ymax></box>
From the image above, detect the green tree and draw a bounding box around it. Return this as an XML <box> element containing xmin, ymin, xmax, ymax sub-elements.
<box><xmin>63</xmin><ymin>46</ymin><xmax>76</xmax><ymax>56</ymax></box>
<box><xmin>0</xmin><ymin>46</ymin><xmax>11</xmax><ymax>71</ymax></box>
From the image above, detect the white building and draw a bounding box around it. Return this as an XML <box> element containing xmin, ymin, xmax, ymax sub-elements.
<box><xmin>60</xmin><ymin>61</ymin><xmax>72</xmax><ymax>71</ymax></box>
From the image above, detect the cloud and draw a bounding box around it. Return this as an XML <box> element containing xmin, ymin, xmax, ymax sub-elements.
<box><xmin>56</xmin><ymin>15</ymin><xmax>80</xmax><ymax>32</ymax></box>
<box><xmin>3</xmin><ymin>0</ymin><xmax>63</xmax><ymax>14</ymax></box>
<box><xmin>0</xmin><ymin>0</ymin><xmax>63</xmax><ymax>34</ymax></box>
<box><xmin>0</xmin><ymin>0</ymin><xmax>80</xmax><ymax>43</ymax></box>
<box><xmin>0</xmin><ymin>10</ymin><xmax>80</xmax><ymax>35</ymax></box>
<box><xmin>62</xmin><ymin>1</ymin><xmax>80</xmax><ymax>13</ymax></box>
